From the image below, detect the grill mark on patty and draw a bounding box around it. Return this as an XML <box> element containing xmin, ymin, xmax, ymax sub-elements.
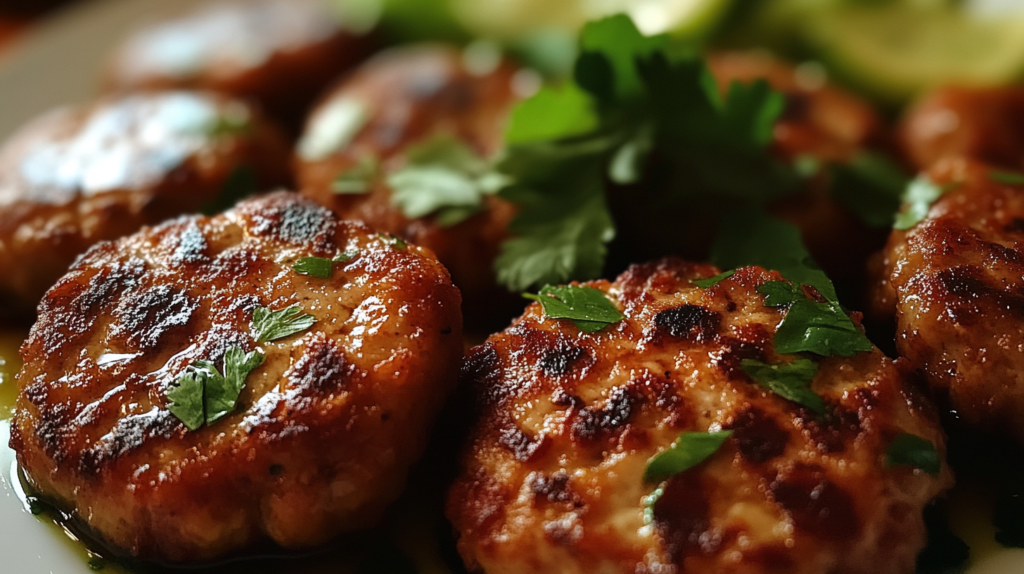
<box><xmin>654</xmin><ymin>304</ymin><xmax>721</xmax><ymax>342</ymax></box>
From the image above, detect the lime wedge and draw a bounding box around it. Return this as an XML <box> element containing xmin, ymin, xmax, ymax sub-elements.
<box><xmin>451</xmin><ymin>0</ymin><xmax>735</xmax><ymax>40</ymax></box>
<box><xmin>805</xmin><ymin>2</ymin><xmax>1024</xmax><ymax>102</ymax></box>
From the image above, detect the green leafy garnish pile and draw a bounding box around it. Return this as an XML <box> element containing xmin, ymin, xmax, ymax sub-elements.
<box><xmin>166</xmin><ymin>304</ymin><xmax>317</xmax><ymax>430</ymax></box>
<box><xmin>523</xmin><ymin>284</ymin><xmax>624</xmax><ymax>332</ymax></box>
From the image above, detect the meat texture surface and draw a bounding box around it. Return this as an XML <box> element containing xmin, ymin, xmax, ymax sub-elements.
<box><xmin>10</xmin><ymin>192</ymin><xmax>463</xmax><ymax>563</ymax></box>
<box><xmin>295</xmin><ymin>44</ymin><xmax>524</xmax><ymax>326</ymax></box>
<box><xmin>104</xmin><ymin>0</ymin><xmax>377</xmax><ymax>131</ymax></box>
<box><xmin>873</xmin><ymin>158</ymin><xmax>1024</xmax><ymax>444</ymax></box>
<box><xmin>449</xmin><ymin>259</ymin><xmax>950</xmax><ymax>574</ymax></box>
<box><xmin>0</xmin><ymin>91</ymin><xmax>291</xmax><ymax>316</ymax></box>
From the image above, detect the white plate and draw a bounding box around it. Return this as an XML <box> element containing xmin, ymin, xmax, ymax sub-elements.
<box><xmin>1</xmin><ymin>0</ymin><xmax>1024</xmax><ymax>573</ymax></box>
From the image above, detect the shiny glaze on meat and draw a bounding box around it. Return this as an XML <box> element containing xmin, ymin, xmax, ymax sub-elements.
<box><xmin>873</xmin><ymin>158</ymin><xmax>1024</xmax><ymax>444</ymax></box>
<box><xmin>0</xmin><ymin>91</ymin><xmax>290</xmax><ymax>316</ymax></box>
<box><xmin>105</xmin><ymin>0</ymin><xmax>377</xmax><ymax>130</ymax></box>
<box><xmin>900</xmin><ymin>86</ymin><xmax>1024</xmax><ymax>171</ymax></box>
<box><xmin>449</xmin><ymin>259</ymin><xmax>950</xmax><ymax>574</ymax></box>
<box><xmin>10</xmin><ymin>192</ymin><xmax>462</xmax><ymax>563</ymax></box>
<box><xmin>296</xmin><ymin>44</ymin><xmax>524</xmax><ymax>327</ymax></box>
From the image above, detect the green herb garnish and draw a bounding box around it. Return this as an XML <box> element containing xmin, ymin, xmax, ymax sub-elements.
<box><xmin>332</xmin><ymin>156</ymin><xmax>378</xmax><ymax>194</ymax></box>
<box><xmin>643</xmin><ymin>430</ymin><xmax>733</xmax><ymax>483</ymax></box>
<box><xmin>692</xmin><ymin>270</ymin><xmax>735</xmax><ymax>288</ymax></box>
<box><xmin>292</xmin><ymin>257</ymin><xmax>334</xmax><ymax>278</ymax></box>
<box><xmin>990</xmin><ymin>170</ymin><xmax>1024</xmax><ymax>186</ymax></box>
<box><xmin>894</xmin><ymin>176</ymin><xmax>959</xmax><ymax>231</ymax></box>
<box><xmin>523</xmin><ymin>284</ymin><xmax>624</xmax><ymax>333</ymax></box>
<box><xmin>829</xmin><ymin>152</ymin><xmax>908</xmax><ymax>228</ymax></box>
<box><xmin>387</xmin><ymin>136</ymin><xmax>507</xmax><ymax>227</ymax></box>
<box><xmin>334</xmin><ymin>250</ymin><xmax>359</xmax><ymax>263</ymax></box>
<box><xmin>886</xmin><ymin>433</ymin><xmax>941</xmax><ymax>476</ymax></box>
<box><xmin>505</xmin><ymin>84</ymin><xmax>598</xmax><ymax>145</ymax></box>
<box><xmin>252</xmin><ymin>304</ymin><xmax>317</xmax><ymax>344</ymax></box>
<box><xmin>167</xmin><ymin>347</ymin><xmax>265</xmax><ymax>430</ymax></box>
<box><xmin>740</xmin><ymin>358</ymin><xmax>824</xmax><ymax>414</ymax></box>
<box><xmin>757</xmin><ymin>280</ymin><xmax>803</xmax><ymax>307</ymax></box>
<box><xmin>378</xmin><ymin>233</ymin><xmax>408</xmax><ymax>250</ymax></box>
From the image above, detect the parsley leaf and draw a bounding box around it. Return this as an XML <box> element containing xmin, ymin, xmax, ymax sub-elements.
<box><xmin>388</xmin><ymin>136</ymin><xmax>506</xmax><ymax>226</ymax></box>
<box><xmin>990</xmin><ymin>170</ymin><xmax>1024</xmax><ymax>186</ymax></box>
<box><xmin>166</xmin><ymin>371</ymin><xmax>206</xmax><ymax>431</ymax></box>
<box><xmin>379</xmin><ymin>233</ymin><xmax>407</xmax><ymax>250</ymax></box>
<box><xmin>894</xmin><ymin>176</ymin><xmax>958</xmax><ymax>231</ymax></box>
<box><xmin>692</xmin><ymin>270</ymin><xmax>735</xmax><ymax>288</ymax></box>
<box><xmin>576</xmin><ymin>15</ymin><xmax>670</xmax><ymax>102</ymax></box>
<box><xmin>334</xmin><ymin>250</ymin><xmax>359</xmax><ymax>263</ymax></box>
<box><xmin>204</xmin><ymin>348</ymin><xmax>265</xmax><ymax>425</ymax></box>
<box><xmin>292</xmin><ymin>257</ymin><xmax>334</xmax><ymax>278</ymax></box>
<box><xmin>523</xmin><ymin>284</ymin><xmax>624</xmax><ymax>333</ymax></box>
<box><xmin>505</xmin><ymin>84</ymin><xmax>599</xmax><ymax>145</ymax></box>
<box><xmin>740</xmin><ymin>358</ymin><xmax>823</xmax><ymax>413</ymax></box>
<box><xmin>829</xmin><ymin>152</ymin><xmax>908</xmax><ymax>228</ymax></box>
<box><xmin>252</xmin><ymin>305</ymin><xmax>317</xmax><ymax>343</ymax></box>
<box><xmin>167</xmin><ymin>348</ymin><xmax>265</xmax><ymax>429</ymax></box>
<box><xmin>886</xmin><ymin>433</ymin><xmax>941</xmax><ymax>476</ymax></box>
<box><xmin>712</xmin><ymin>210</ymin><xmax>872</xmax><ymax>357</ymax></box>
<box><xmin>643</xmin><ymin>430</ymin><xmax>733</xmax><ymax>483</ymax></box>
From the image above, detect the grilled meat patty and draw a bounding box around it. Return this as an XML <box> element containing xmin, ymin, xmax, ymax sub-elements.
<box><xmin>449</xmin><ymin>258</ymin><xmax>950</xmax><ymax>574</ymax></box>
<box><xmin>900</xmin><ymin>85</ymin><xmax>1024</xmax><ymax>171</ymax></box>
<box><xmin>10</xmin><ymin>192</ymin><xmax>462</xmax><ymax>563</ymax></box>
<box><xmin>104</xmin><ymin>0</ymin><xmax>376</xmax><ymax>131</ymax></box>
<box><xmin>295</xmin><ymin>44</ymin><xmax>524</xmax><ymax>327</ymax></box>
<box><xmin>0</xmin><ymin>91</ymin><xmax>290</xmax><ymax>317</ymax></box>
<box><xmin>872</xmin><ymin>158</ymin><xmax>1024</xmax><ymax>444</ymax></box>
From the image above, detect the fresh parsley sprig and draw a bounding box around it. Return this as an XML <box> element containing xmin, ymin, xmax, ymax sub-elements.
<box><xmin>252</xmin><ymin>304</ymin><xmax>318</xmax><ymax>343</ymax></box>
<box><xmin>524</xmin><ymin>284</ymin><xmax>624</xmax><ymax>333</ymax></box>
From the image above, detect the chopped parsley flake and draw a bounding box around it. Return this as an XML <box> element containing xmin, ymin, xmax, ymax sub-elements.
<box><xmin>886</xmin><ymin>433</ymin><xmax>941</xmax><ymax>476</ymax></box>
<box><xmin>523</xmin><ymin>284</ymin><xmax>624</xmax><ymax>333</ymax></box>
<box><xmin>692</xmin><ymin>270</ymin><xmax>735</xmax><ymax>288</ymax></box>
<box><xmin>990</xmin><ymin>170</ymin><xmax>1024</xmax><ymax>186</ymax></box>
<box><xmin>252</xmin><ymin>304</ymin><xmax>317</xmax><ymax>344</ymax></box>
<box><xmin>167</xmin><ymin>347</ymin><xmax>265</xmax><ymax>430</ymax></box>
<box><xmin>378</xmin><ymin>233</ymin><xmax>408</xmax><ymax>250</ymax></box>
<box><xmin>643</xmin><ymin>430</ymin><xmax>733</xmax><ymax>484</ymax></box>
<box><xmin>292</xmin><ymin>257</ymin><xmax>334</xmax><ymax>278</ymax></box>
<box><xmin>740</xmin><ymin>358</ymin><xmax>824</xmax><ymax>414</ymax></box>
<box><xmin>334</xmin><ymin>250</ymin><xmax>359</xmax><ymax>263</ymax></box>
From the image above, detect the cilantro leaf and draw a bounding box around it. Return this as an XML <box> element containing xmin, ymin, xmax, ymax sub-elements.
<box><xmin>829</xmin><ymin>152</ymin><xmax>908</xmax><ymax>228</ymax></box>
<box><xmin>894</xmin><ymin>176</ymin><xmax>958</xmax><ymax>231</ymax></box>
<box><xmin>775</xmin><ymin>299</ymin><xmax>873</xmax><ymax>357</ymax></box>
<box><xmin>293</xmin><ymin>257</ymin><xmax>334</xmax><ymax>278</ymax></box>
<box><xmin>886</xmin><ymin>433</ymin><xmax>941</xmax><ymax>476</ymax></box>
<box><xmin>332</xmin><ymin>157</ymin><xmax>377</xmax><ymax>194</ymax></box>
<box><xmin>205</xmin><ymin>348</ymin><xmax>264</xmax><ymax>425</ymax></box>
<box><xmin>740</xmin><ymin>358</ymin><xmax>824</xmax><ymax>413</ymax></box>
<box><xmin>576</xmin><ymin>15</ymin><xmax>670</xmax><ymax>102</ymax></box>
<box><xmin>692</xmin><ymin>270</ymin><xmax>735</xmax><ymax>288</ymax></box>
<box><xmin>757</xmin><ymin>280</ymin><xmax>803</xmax><ymax>307</ymax></box>
<box><xmin>387</xmin><ymin>136</ymin><xmax>505</xmax><ymax>226</ymax></box>
<box><xmin>505</xmin><ymin>84</ymin><xmax>599</xmax><ymax>145</ymax></box>
<box><xmin>252</xmin><ymin>304</ymin><xmax>317</xmax><ymax>343</ymax></box>
<box><xmin>712</xmin><ymin>208</ymin><xmax>837</xmax><ymax>300</ymax></box>
<box><xmin>523</xmin><ymin>284</ymin><xmax>623</xmax><ymax>333</ymax></box>
<box><xmin>643</xmin><ymin>430</ymin><xmax>733</xmax><ymax>483</ymax></box>
<box><xmin>166</xmin><ymin>371</ymin><xmax>206</xmax><ymax>431</ymax></box>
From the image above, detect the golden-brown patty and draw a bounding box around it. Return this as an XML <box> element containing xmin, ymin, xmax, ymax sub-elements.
<box><xmin>0</xmin><ymin>90</ymin><xmax>291</xmax><ymax>316</ymax></box>
<box><xmin>295</xmin><ymin>44</ymin><xmax>525</xmax><ymax>327</ymax></box>
<box><xmin>872</xmin><ymin>158</ymin><xmax>1024</xmax><ymax>444</ymax></box>
<box><xmin>104</xmin><ymin>0</ymin><xmax>377</xmax><ymax>131</ymax></box>
<box><xmin>449</xmin><ymin>259</ymin><xmax>950</xmax><ymax>574</ymax></box>
<box><xmin>10</xmin><ymin>192</ymin><xmax>463</xmax><ymax>563</ymax></box>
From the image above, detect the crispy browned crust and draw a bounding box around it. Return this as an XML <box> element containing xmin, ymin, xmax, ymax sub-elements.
<box><xmin>103</xmin><ymin>0</ymin><xmax>376</xmax><ymax>131</ymax></box>
<box><xmin>899</xmin><ymin>86</ymin><xmax>1024</xmax><ymax>171</ymax></box>
<box><xmin>0</xmin><ymin>91</ymin><xmax>291</xmax><ymax>316</ymax></box>
<box><xmin>295</xmin><ymin>44</ymin><xmax>522</xmax><ymax>327</ymax></box>
<box><xmin>874</xmin><ymin>158</ymin><xmax>1024</xmax><ymax>443</ymax></box>
<box><xmin>448</xmin><ymin>259</ymin><xmax>951</xmax><ymax>574</ymax></box>
<box><xmin>10</xmin><ymin>192</ymin><xmax>463</xmax><ymax>563</ymax></box>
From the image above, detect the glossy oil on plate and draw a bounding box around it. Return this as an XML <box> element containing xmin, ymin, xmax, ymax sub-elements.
<box><xmin>0</xmin><ymin>0</ymin><xmax>1023</xmax><ymax>573</ymax></box>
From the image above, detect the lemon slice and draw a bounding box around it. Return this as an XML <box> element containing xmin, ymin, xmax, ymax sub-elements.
<box><xmin>451</xmin><ymin>0</ymin><xmax>734</xmax><ymax>40</ymax></box>
<box><xmin>805</xmin><ymin>1</ymin><xmax>1024</xmax><ymax>102</ymax></box>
